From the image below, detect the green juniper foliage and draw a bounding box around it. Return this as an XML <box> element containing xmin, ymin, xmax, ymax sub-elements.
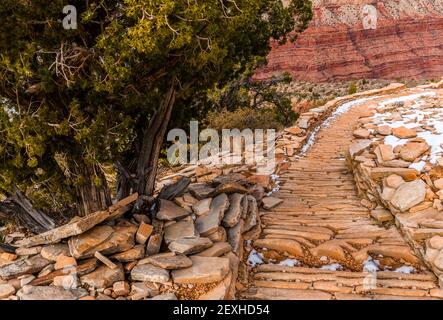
<box><xmin>0</xmin><ymin>0</ymin><xmax>312</xmax><ymax>219</ymax></box>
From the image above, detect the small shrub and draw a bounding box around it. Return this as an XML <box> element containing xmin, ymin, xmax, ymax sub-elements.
<box><xmin>348</xmin><ymin>82</ymin><xmax>358</xmax><ymax>95</ymax></box>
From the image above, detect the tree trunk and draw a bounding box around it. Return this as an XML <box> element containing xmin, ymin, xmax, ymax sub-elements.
<box><xmin>74</xmin><ymin>162</ymin><xmax>112</xmax><ymax>216</ymax></box>
<box><xmin>114</xmin><ymin>85</ymin><xmax>176</xmax><ymax>213</ymax></box>
<box><xmin>135</xmin><ymin>85</ymin><xmax>177</xmax><ymax>197</ymax></box>
<box><xmin>0</xmin><ymin>189</ymin><xmax>56</xmax><ymax>234</ymax></box>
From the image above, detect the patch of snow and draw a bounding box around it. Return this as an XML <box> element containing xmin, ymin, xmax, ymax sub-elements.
<box><xmin>320</xmin><ymin>263</ymin><xmax>343</xmax><ymax>271</ymax></box>
<box><xmin>363</xmin><ymin>256</ymin><xmax>380</xmax><ymax>272</ymax></box>
<box><xmin>409</xmin><ymin>161</ymin><xmax>426</xmax><ymax>172</ymax></box>
<box><xmin>394</xmin><ymin>266</ymin><xmax>416</xmax><ymax>274</ymax></box>
<box><xmin>247</xmin><ymin>249</ymin><xmax>264</xmax><ymax>267</ymax></box>
<box><xmin>278</xmin><ymin>259</ymin><xmax>299</xmax><ymax>267</ymax></box>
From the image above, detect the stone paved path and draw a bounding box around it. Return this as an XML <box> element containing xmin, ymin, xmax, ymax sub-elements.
<box><xmin>242</xmin><ymin>95</ymin><xmax>442</xmax><ymax>300</ymax></box>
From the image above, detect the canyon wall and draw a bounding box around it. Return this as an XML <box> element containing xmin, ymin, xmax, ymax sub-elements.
<box><xmin>256</xmin><ymin>0</ymin><xmax>443</xmax><ymax>82</ymax></box>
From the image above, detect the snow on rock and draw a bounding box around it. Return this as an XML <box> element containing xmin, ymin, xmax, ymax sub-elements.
<box><xmin>363</xmin><ymin>256</ymin><xmax>380</xmax><ymax>273</ymax></box>
<box><xmin>394</xmin><ymin>266</ymin><xmax>416</xmax><ymax>274</ymax></box>
<box><xmin>320</xmin><ymin>263</ymin><xmax>343</xmax><ymax>271</ymax></box>
<box><xmin>247</xmin><ymin>249</ymin><xmax>264</xmax><ymax>267</ymax></box>
<box><xmin>278</xmin><ymin>259</ymin><xmax>299</xmax><ymax>267</ymax></box>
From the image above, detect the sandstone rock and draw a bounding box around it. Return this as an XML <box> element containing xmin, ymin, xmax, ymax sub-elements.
<box><xmin>209</xmin><ymin>182</ymin><xmax>247</xmax><ymax>197</ymax></box>
<box><xmin>188</xmin><ymin>183</ymin><xmax>215</xmax><ymax>200</ymax></box>
<box><xmin>381</xmin><ymin>186</ymin><xmax>396</xmax><ymax>201</ymax></box>
<box><xmin>254</xmin><ymin>238</ymin><xmax>303</xmax><ymax>257</ymax></box>
<box><xmin>227</xmin><ymin>220</ymin><xmax>244</xmax><ymax>256</ymax></box>
<box><xmin>68</xmin><ymin>224</ymin><xmax>136</xmax><ymax>259</ymax></box>
<box><xmin>17</xmin><ymin>285</ymin><xmax>88</xmax><ymax>300</ymax></box>
<box><xmin>222</xmin><ymin>193</ymin><xmax>245</xmax><ymax>227</ymax></box>
<box><xmin>349</xmin><ymin>140</ymin><xmax>371</xmax><ymax>158</ymax></box>
<box><xmin>168</xmin><ymin>238</ymin><xmax>213</xmax><ymax>255</ymax></box>
<box><xmin>192</xmin><ymin>198</ymin><xmax>212</xmax><ymax>216</ymax></box>
<box><xmin>0</xmin><ymin>255</ymin><xmax>50</xmax><ymax>280</ymax></box>
<box><xmin>135</xmin><ymin>222</ymin><xmax>153</xmax><ymax>244</ymax></box>
<box><xmin>195</xmin><ymin>193</ymin><xmax>229</xmax><ymax>236</ymax></box>
<box><xmin>113</xmin><ymin>281</ymin><xmax>130</xmax><ymax>296</ymax></box>
<box><xmin>434</xmin><ymin>250</ymin><xmax>443</xmax><ymax>271</ymax></box>
<box><xmin>194</xmin><ymin>242</ymin><xmax>232</xmax><ymax>257</ymax></box>
<box><xmin>370</xmin><ymin>209</ymin><xmax>394</xmax><ymax>222</ymax></box>
<box><xmin>399</xmin><ymin>142</ymin><xmax>429</xmax><ymax>161</ymax></box>
<box><xmin>385</xmin><ymin>174</ymin><xmax>405</xmax><ymax>189</ymax></box>
<box><xmin>207</xmin><ymin>226</ymin><xmax>227</xmax><ymax>242</ymax></box>
<box><xmin>53</xmin><ymin>274</ymin><xmax>79</xmax><ymax>289</ymax></box>
<box><xmin>392</xmin><ymin>126</ymin><xmax>417</xmax><ymax>139</ymax></box>
<box><xmin>16</xmin><ymin>194</ymin><xmax>138</xmax><ymax>247</ymax></box>
<box><xmin>0</xmin><ymin>283</ymin><xmax>15</xmax><ymax>299</ymax></box>
<box><xmin>434</xmin><ymin>179</ymin><xmax>443</xmax><ymax>190</ymax></box>
<box><xmin>0</xmin><ymin>253</ymin><xmax>16</xmax><ymax>262</ymax></box>
<box><xmin>143</xmin><ymin>252</ymin><xmax>192</xmax><ymax>270</ymax></box>
<box><xmin>171</xmin><ymin>256</ymin><xmax>230</xmax><ymax>284</ymax></box>
<box><xmin>54</xmin><ymin>255</ymin><xmax>77</xmax><ymax>270</ymax></box>
<box><xmin>130</xmin><ymin>282</ymin><xmax>159</xmax><ymax>300</ymax></box>
<box><xmin>131</xmin><ymin>264</ymin><xmax>170</xmax><ymax>283</ymax></box>
<box><xmin>15</xmin><ymin>246</ymin><xmax>42</xmax><ymax>256</ymax></box>
<box><xmin>379</xmin><ymin>159</ymin><xmax>411</xmax><ymax>168</ymax></box>
<box><xmin>146</xmin><ymin>234</ymin><xmax>163</xmax><ymax>256</ymax></box>
<box><xmin>40</xmin><ymin>243</ymin><xmax>70</xmax><ymax>261</ymax></box>
<box><xmin>374</xmin><ymin>144</ymin><xmax>395</xmax><ymax>163</ymax></box>
<box><xmin>94</xmin><ymin>251</ymin><xmax>118</xmax><ymax>270</ymax></box>
<box><xmin>111</xmin><ymin>245</ymin><xmax>145</xmax><ymax>263</ymax></box>
<box><xmin>370</xmin><ymin>167</ymin><xmax>418</xmax><ymax>181</ymax></box>
<box><xmin>164</xmin><ymin>219</ymin><xmax>197</xmax><ymax>244</ymax></box>
<box><xmin>80</xmin><ymin>264</ymin><xmax>124</xmax><ymax>289</ymax></box>
<box><xmin>429</xmin><ymin>236</ymin><xmax>443</xmax><ymax>250</ymax></box>
<box><xmin>156</xmin><ymin>199</ymin><xmax>190</xmax><ymax>221</ymax></box>
<box><xmin>353</xmin><ymin>129</ymin><xmax>370</xmax><ymax>139</ymax></box>
<box><xmin>262</xmin><ymin>197</ymin><xmax>284</xmax><ymax>210</ymax></box>
<box><xmin>377</xmin><ymin>125</ymin><xmax>392</xmax><ymax>136</ymax></box>
<box><xmin>390</xmin><ymin>179</ymin><xmax>427</xmax><ymax>212</ymax></box>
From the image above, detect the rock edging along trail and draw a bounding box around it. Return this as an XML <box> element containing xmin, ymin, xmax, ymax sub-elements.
<box><xmin>240</xmin><ymin>86</ymin><xmax>443</xmax><ymax>300</ymax></box>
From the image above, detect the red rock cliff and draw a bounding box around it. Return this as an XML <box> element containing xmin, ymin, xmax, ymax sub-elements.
<box><xmin>256</xmin><ymin>0</ymin><xmax>443</xmax><ymax>82</ymax></box>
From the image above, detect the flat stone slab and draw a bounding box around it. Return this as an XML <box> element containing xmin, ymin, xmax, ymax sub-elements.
<box><xmin>0</xmin><ymin>283</ymin><xmax>16</xmax><ymax>299</ymax></box>
<box><xmin>40</xmin><ymin>243</ymin><xmax>70</xmax><ymax>261</ymax></box>
<box><xmin>17</xmin><ymin>285</ymin><xmax>88</xmax><ymax>300</ymax></box>
<box><xmin>131</xmin><ymin>264</ymin><xmax>170</xmax><ymax>283</ymax></box>
<box><xmin>209</xmin><ymin>182</ymin><xmax>247</xmax><ymax>197</ymax></box>
<box><xmin>222</xmin><ymin>193</ymin><xmax>245</xmax><ymax>227</ymax></box>
<box><xmin>142</xmin><ymin>252</ymin><xmax>192</xmax><ymax>270</ymax></box>
<box><xmin>80</xmin><ymin>264</ymin><xmax>124</xmax><ymax>289</ymax></box>
<box><xmin>171</xmin><ymin>256</ymin><xmax>230</xmax><ymax>284</ymax></box>
<box><xmin>168</xmin><ymin>238</ymin><xmax>213</xmax><ymax>255</ymax></box>
<box><xmin>156</xmin><ymin>199</ymin><xmax>190</xmax><ymax>221</ymax></box>
<box><xmin>195</xmin><ymin>193</ymin><xmax>229</xmax><ymax>236</ymax></box>
<box><xmin>262</xmin><ymin>197</ymin><xmax>284</xmax><ymax>210</ymax></box>
<box><xmin>111</xmin><ymin>245</ymin><xmax>145</xmax><ymax>263</ymax></box>
<box><xmin>370</xmin><ymin>209</ymin><xmax>394</xmax><ymax>222</ymax></box>
<box><xmin>164</xmin><ymin>219</ymin><xmax>197</xmax><ymax>244</ymax></box>
<box><xmin>0</xmin><ymin>255</ymin><xmax>50</xmax><ymax>280</ymax></box>
<box><xmin>188</xmin><ymin>183</ymin><xmax>215</xmax><ymax>200</ymax></box>
<box><xmin>69</xmin><ymin>224</ymin><xmax>136</xmax><ymax>259</ymax></box>
<box><xmin>194</xmin><ymin>242</ymin><xmax>232</xmax><ymax>257</ymax></box>
<box><xmin>192</xmin><ymin>198</ymin><xmax>212</xmax><ymax>216</ymax></box>
<box><xmin>16</xmin><ymin>194</ymin><xmax>138</xmax><ymax>248</ymax></box>
<box><xmin>148</xmin><ymin>293</ymin><xmax>177</xmax><ymax>300</ymax></box>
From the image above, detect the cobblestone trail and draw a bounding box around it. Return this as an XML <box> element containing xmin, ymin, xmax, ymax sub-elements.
<box><xmin>242</xmin><ymin>94</ymin><xmax>443</xmax><ymax>300</ymax></box>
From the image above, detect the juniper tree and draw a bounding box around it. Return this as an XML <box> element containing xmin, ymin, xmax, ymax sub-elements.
<box><xmin>0</xmin><ymin>0</ymin><xmax>312</xmax><ymax>232</ymax></box>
